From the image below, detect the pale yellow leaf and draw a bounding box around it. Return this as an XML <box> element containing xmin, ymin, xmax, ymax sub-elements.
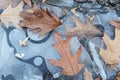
<box><xmin>0</xmin><ymin>1</ymin><xmax>24</xmax><ymax>28</ymax></box>
<box><xmin>100</xmin><ymin>29</ymin><xmax>120</xmax><ymax>65</ymax></box>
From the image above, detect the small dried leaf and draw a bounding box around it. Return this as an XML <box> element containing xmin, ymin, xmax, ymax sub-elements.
<box><xmin>19</xmin><ymin>37</ymin><xmax>29</xmax><ymax>47</ymax></box>
<box><xmin>48</xmin><ymin>32</ymin><xmax>84</xmax><ymax>76</ymax></box>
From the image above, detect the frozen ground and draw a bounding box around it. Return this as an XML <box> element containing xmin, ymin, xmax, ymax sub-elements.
<box><xmin>0</xmin><ymin>0</ymin><xmax>120</xmax><ymax>80</ymax></box>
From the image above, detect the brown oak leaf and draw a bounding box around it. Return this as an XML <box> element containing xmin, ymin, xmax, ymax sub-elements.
<box><xmin>84</xmin><ymin>68</ymin><xmax>93</xmax><ymax>80</ymax></box>
<box><xmin>62</xmin><ymin>17</ymin><xmax>100</xmax><ymax>40</ymax></box>
<box><xmin>109</xmin><ymin>20</ymin><xmax>120</xmax><ymax>30</ymax></box>
<box><xmin>19</xmin><ymin>8</ymin><xmax>62</xmax><ymax>36</ymax></box>
<box><xmin>100</xmin><ymin>28</ymin><xmax>120</xmax><ymax>65</ymax></box>
<box><xmin>48</xmin><ymin>32</ymin><xmax>84</xmax><ymax>76</ymax></box>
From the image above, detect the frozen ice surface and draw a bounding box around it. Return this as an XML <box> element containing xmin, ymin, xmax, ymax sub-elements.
<box><xmin>0</xmin><ymin>1</ymin><xmax>120</xmax><ymax>80</ymax></box>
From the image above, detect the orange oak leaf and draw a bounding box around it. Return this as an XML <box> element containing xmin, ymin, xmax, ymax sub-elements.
<box><xmin>62</xmin><ymin>17</ymin><xmax>100</xmax><ymax>40</ymax></box>
<box><xmin>109</xmin><ymin>20</ymin><xmax>120</xmax><ymax>30</ymax></box>
<box><xmin>99</xmin><ymin>28</ymin><xmax>120</xmax><ymax>65</ymax></box>
<box><xmin>48</xmin><ymin>32</ymin><xmax>84</xmax><ymax>76</ymax></box>
<box><xmin>19</xmin><ymin>8</ymin><xmax>62</xmax><ymax>36</ymax></box>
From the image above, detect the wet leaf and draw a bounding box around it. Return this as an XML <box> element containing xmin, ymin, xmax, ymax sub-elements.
<box><xmin>48</xmin><ymin>32</ymin><xmax>84</xmax><ymax>76</ymax></box>
<box><xmin>62</xmin><ymin>17</ymin><xmax>100</xmax><ymax>40</ymax></box>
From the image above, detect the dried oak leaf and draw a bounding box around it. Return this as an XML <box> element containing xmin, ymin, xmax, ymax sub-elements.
<box><xmin>110</xmin><ymin>20</ymin><xmax>120</xmax><ymax>30</ymax></box>
<box><xmin>48</xmin><ymin>32</ymin><xmax>84</xmax><ymax>76</ymax></box>
<box><xmin>20</xmin><ymin>8</ymin><xmax>62</xmax><ymax>36</ymax></box>
<box><xmin>100</xmin><ymin>28</ymin><xmax>120</xmax><ymax>65</ymax></box>
<box><xmin>0</xmin><ymin>1</ymin><xmax>24</xmax><ymax>28</ymax></box>
<box><xmin>62</xmin><ymin>17</ymin><xmax>100</xmax><ymax>40</ymax></box>
<box><xmin>84</xmin><ymin>68</ymin><xmax>93</xmax><ymax>80</ymax></box>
